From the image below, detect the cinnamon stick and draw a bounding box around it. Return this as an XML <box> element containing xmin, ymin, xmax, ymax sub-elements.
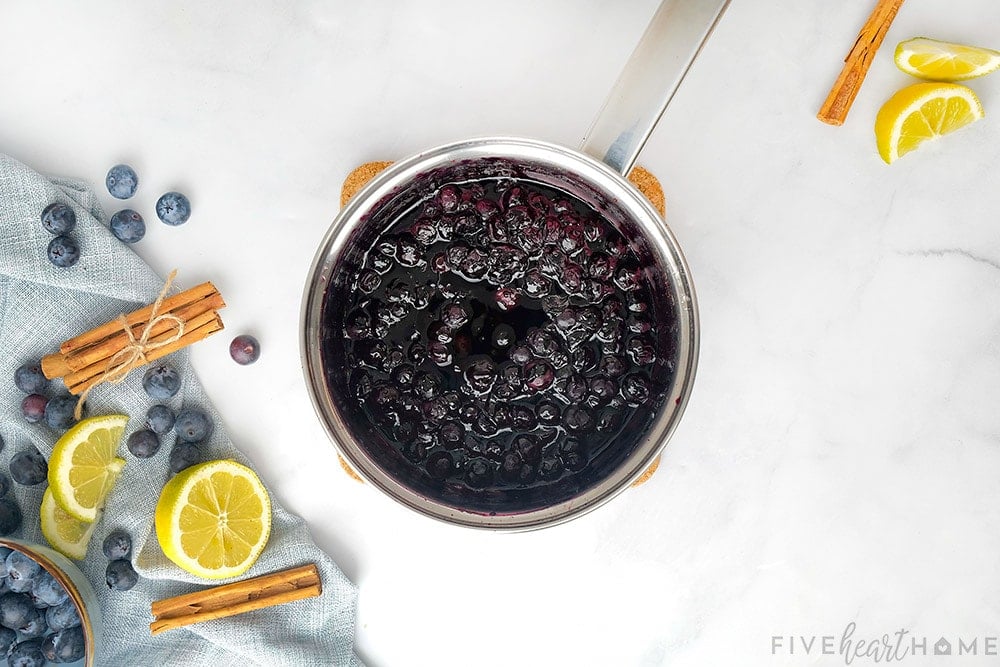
<box><xmin>42</xmin><ymin>291</ymin><xmax>225</xmax><ymax>379</ymax></box>
<box><xmin>150</xmin><ymin>564</ymin><xmax>322</xmax><ymax>636</ymax></box>
<box><xmin>817</xmin><ymin>0</ymin><xmax>906</xmax><ymax>126</ymax></box>
<box><xmin>66</xmin><ymin>313</ymin><xmax>224</xmax><ymax>395</ymax></box>
<box><xmin>58</xmin><ymin>281</ymin><xmax>221</xmax><ymax>355</ymax></box>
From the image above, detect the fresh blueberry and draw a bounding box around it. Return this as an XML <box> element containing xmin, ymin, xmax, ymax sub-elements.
<box><xmin>106</xmin><ymin>164</ymin><xmax>138</xmax><ymax>199</ymax></box>
<box><xmin>127</xmin><ymin>429</ymin><xmax>161</xmax><ymax>458</ymax></box>
<box><xmin>155</xmin><ymin>191</ymin><xmax>191</xmax><ymax>226</ymax></box>
<box><xmin>169</xmin><ymin>442</ymin><xmax>202</xmax><ymax>474</ymax></box>
<box><xmin>8</xmin><ymin>638</ymin><xmax>45</xmax><ymax>667</ymax></box>
<box><xmin>105</xmin><ymin>559</ymin><xmax>138</xmax><ymax>591</ymax></box>
<box><xmin>30</xmin><ymin>570</ymin><xmax>68</xmax><ymax>607</ymax></box>
<box><xmin>0</xmin><ymin>547</ymin><xmax>11</xmax><ymax>571</ymax></box>
<box><xmin>0</xmin><ymin>474</ymin><xmax>8</xmax><ymax>499</ymax></box>
<box><xmin>0</xmin><ymin>626</ymin><xmax>15</xmax><ymax>655</ymax></box>
<box><xmin>229</xmin><ymin>334</ymin><xmax>260</xmax><ymax>365</ymax></box>
<box><xmin>145</xmin><ymin>404</ymin><xmax>175</xmax><ymax>435</ymax></box>
<box><xmin>41</xmin><ymin>626</ymin><xmax>86</xmax><ymax>664</ymax></box>
<box><xmin>13</xmin><ymin>363</ymin><xmax>48</xmax><ymax>394</ymax></box>
<box><xmin>0</xmin><ymin>592</ymin><xmax>34</xmax><ymax>627</ymax></box>
<box><xmin>20</xmin><ymin>394</ymin><xmax>48</xmax><ymax>424</ymax></box>
<box><xmin>102</xmin><ymin>530</ymin><xmax>132</xmax><ymax>560</ymax></box>
<box><xmin>17</xmin><ymin>610</ymin><xmax>46</xmax><ymax>638</ymax></box>
<box><xmin>174</xmin><ymin>408</ymin><xmax>212</xmax><ymax>443</ymax></box>
<box><xmin>45</xmin><ymin>600</ymin><xmax>81</xmax><ymax>632</ymax></box>
<box><xmin>40</xmin><ymin>203</ymin><xmax>76</xmax><ymax>235</ymax></box>
<box><xmin>9</xmin><ymin>449</ymin><xmax>47</xmax><ymax>487</ymax></box>
<box><xmin>143</xmin><ymin>363</ymin><xmax>181</xmax><ymax>399</ymax></box>
<box><xmin>46</xmin><ymin>235</ymin><xmax>80</xmax><ymax>268</ymax></box>
<box><xmin>0</xmin><ymin>498</ymin><xmax>21</xmax><ymax>535</ymax></box>
<box><xmin>44</xmin><ymin>394</ymin><xmax>77</xmax><ymax>430</ymax></box>
<box><xmin>109</xmin><ymin>209</ymin><xmax>146</xmax><ymax>243</ymax></box>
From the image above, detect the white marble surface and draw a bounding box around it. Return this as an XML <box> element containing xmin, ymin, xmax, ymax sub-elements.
<box><xmin>3</xmin><ymin>1</ymin><xmax>1000</xmax><ymax>665</ymax></box>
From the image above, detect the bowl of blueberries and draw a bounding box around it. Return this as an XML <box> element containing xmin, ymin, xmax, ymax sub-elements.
<box><xmin>0</xmin><ymin>540</ymin><xmax>98</xmax><ymax>666</ymax></box>
<box><xmin>302</xmin><ymin>139</ymin><xmax>699</xmax><ymax>529</ymax></box>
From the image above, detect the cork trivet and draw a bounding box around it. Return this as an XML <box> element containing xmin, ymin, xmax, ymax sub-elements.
<box><xmin>336</xmin><ymin>160</ymin><xmax>665</xmax><ymax>487</ymax></box>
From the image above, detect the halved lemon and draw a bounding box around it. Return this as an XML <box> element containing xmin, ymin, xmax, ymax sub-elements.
<box><xmin>155</xmin><ymin>459</ymin><xmax>272</xmax><ymax>579</ymax></box>
<box><xmin>40</xmin><ymin>488</ymin><xmax>97</xmax><ymax>560</ymax></box>
<box><xmin>874</xmin><ymin>83</ymin><xmax>984</xmax><ymax>163</ymax></box>
<box><xmin>48</xmin><ymin>414</ymin><xmax>128</xmax><ymax>522</ymax></box>
<box><xmin>895</xmin><ymin>37</ymin><xmax>1000</xmax><ymax>81</ymax></box>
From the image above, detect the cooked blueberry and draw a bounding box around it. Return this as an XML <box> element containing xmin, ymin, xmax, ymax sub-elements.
<box><xmin>563</xmin><ymin>406</ymin><xmax>593</xmax><ymax>432</ymax></box>
<box><xmin>125</xmin><ymin>428</ymin><xmax>159</xmax><ymax>458</ymax></box>
<box><xmin>45</xmin><ymin>600</ymin><xmax>81</xmax><ymax>632</ymax></box>
<box><xmin>106</xmin><ymin>164</ymin><xmax>138</xmax><ymax>199</ymax></box>
<box><xmin>7</xmin><ymin>638</ymin><xmax>45</xmax><ymax>667</ymax></box>
<box><xmin>523</xmin><ymin>361</ymin><xmax>554</xmax><ymax>392</ymax></box>
<box><xmin>600</xmin><ymin>355</ymin><xmax>626</xmax><ymax>377</ymax></box>
<box><xmin>143</xmin><ymin>363</ymin><xmax>181</xmax><ymax>399</ymax></box>
<box><xmin>499</xmin><ymin>452</ymin><xmax>522</xmax><ymax>483</ymax></box>
<box><xmin>41</xmin><ymin>625</ymin><xmax>85</xmax><ymax>663</ymax></box>
<box><xmin>30</xmin><ymin>570</ymin><xmax>68</xmax><ymax>607</ymax></box>
<box><xmin>464</xmin><ymin>357</ymin><xmax>496</xmax><ymax>393</ymax></box>
<box><xmin>621</xmin><ymin>374</ymin><xmax>651</xmax><ymax>404</ymax></box>
<box><xmin>535</xmin><ymin>401</ymin><xmax>561</xmax><ymax>425</ymax></box>
<box><xmin>13</xmin><ymin>363</ymin><xmax>47</xmax><ymax>395</ymax></box>
<box><xmin>109</xmin><ymin>208</ymin><xmax>146</xmax><ymax>243</ymax></box>
<box><xmin>169</xmin><ymin>442</ymin><xmax>202</xmax><ymax>474</ymax></box>
<box><xmin>513</xmin><ymin>435</ymin><xmax>541</xmax><ymax>464</ymax></box>
<box><xmin>44</xmin><ymin>394</ymin><xmax>77</xmax><ymax>430</ymax></box>
<box><xmin>0</xmin><ymin>592</ymin><xmax>33</xmax><ymax>627</ymax></box>
<box><xmin>425</xmin><ymin>451</ymin><xmax>454</xmax><ymax>480</ymax></box>
<box><xmin>41</xmin><ymin>203</ymin><xmax>77</xmax><ymax>235</ymax></box>
<box><xmin>105</xmin><ymin>558</ymin><xmax>139</xmax><ymax>591</ymax></box>
<box><xmin>438</xmin><ymin>421</ymin><xmax>465</xmax><ymax>449</ymax></box>
<box><xmin>46</xmin><ymin>235</ymin><xmax>80</xmax><ymax>268</ymax></box>
<box><xmin>0</xmin><ymin>498</ymin><xmax>21</xmax><ymax>535</ymax></box>
<box><xmin>10</xmin><ymin>449</ymin><xmax>47</xmax><ymax>486</ymax></box>
<box><xmin>229</xmin><ymin>334</ymin><xmax>260</xmax><ymax>365</ymax></box>
<box><xmin>145</xmin><ymin>404</ymin><xmax>175</xmax><ymax>435</ymax></box>
<box><xmin>464</xmin><ymin>458</ymin><xmax>494</xmax><ymax>489</ymax></box>
<box><xmin>156</xmin><ymin>191</ymin><xmax>191</xmax><ymax>226</ymax></box>
<box><xmin>20</xmin><ymin>394</ymin><xmax>47</xmax><ymax>424</ymax></box>
<box><xmin>538</xmin><ymin>456</ymin><xmax>564</xmax><ymax>480</ymax></box>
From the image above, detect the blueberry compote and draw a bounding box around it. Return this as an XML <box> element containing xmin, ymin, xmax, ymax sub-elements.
<box><xmin>322</xmin><ymin>161</ymin><xmax>678</xmax><ymax>514</ymax></box>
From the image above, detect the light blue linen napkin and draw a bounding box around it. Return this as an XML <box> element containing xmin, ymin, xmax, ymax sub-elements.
<box><xmin>0</xmin><ymin>154</ymin><xmax>362</xmax><ymax>666</ymax></box>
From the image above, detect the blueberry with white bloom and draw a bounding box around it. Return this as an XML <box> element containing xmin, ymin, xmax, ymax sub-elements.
<box><xmin>40</xmin><ymin>203</ymin><xmax>76</xmax><ymax>235</ymax></box>
<box><xmin>109</xmin><ymin>209</ymin><xmax>146</xmax><ymax>243</ymax></box>
<box><xmin>155</xmin><ymin>191</ymin><xmax>191</xmax><ymax>226</ymax></box>
<box><xmin>106</xmin><ymin>164</ymin><xmax>138</xmax><ymax>199</ymax></box>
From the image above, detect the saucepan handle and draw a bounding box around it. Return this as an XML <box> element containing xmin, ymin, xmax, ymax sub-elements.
<box><xmin>580</xmin><ymin>0</ymin><xmax>732</xmax><ymax>175</ymax></box>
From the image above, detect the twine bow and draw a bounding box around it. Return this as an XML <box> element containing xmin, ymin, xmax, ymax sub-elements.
<box><xmin>74</xmin><ymin>270</ymin><xmax>185</xmax><ymax>419</ymax></box>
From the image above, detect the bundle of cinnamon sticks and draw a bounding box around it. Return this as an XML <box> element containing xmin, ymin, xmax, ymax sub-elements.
<box><xmin>41</xmin><ymin>281</ymin><xmax>226</xmax><ymax>395</ymax></box>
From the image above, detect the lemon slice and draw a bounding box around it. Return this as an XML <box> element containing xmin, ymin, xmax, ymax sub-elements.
<box><xmin>895</xmin><ymin>37</ymin><xmax>1000</xmax><ymax>81</ymax></box>
<box><xmin>155</xmin><ymin>460</ymin><xmax>272</xmax><ymax>579</ymax></box>
<box><xmin>48</xmin><ymin>414</ymin><xmax>128</xmax><ymax>522</ymax></box>
<box><xmin>40</xmin><ymin>488</ymin><xmax>97</xmax><ymax>560</ymax></box>
<box><xmin>875</xmin><ymin>83</ymin><xmax>984</xmax><ymax>163</ymax></box>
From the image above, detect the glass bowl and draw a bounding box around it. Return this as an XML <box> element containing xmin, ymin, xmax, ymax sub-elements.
<box><xmin>0</xmin><ymin>538</ymin><xmax>101</xmax><ymax>666</ymax></box>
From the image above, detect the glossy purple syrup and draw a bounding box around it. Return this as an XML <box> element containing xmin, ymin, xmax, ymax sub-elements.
<box><xmin>322</xmin><ymin>161</ymin><xmax>678</xmax><ymax>514</ymax></box>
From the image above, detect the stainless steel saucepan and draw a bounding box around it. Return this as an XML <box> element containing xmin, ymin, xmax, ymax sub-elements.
<box><xmin>302</xmin><ymin>0</ymin><xmax>730</xmax><ymax>529</ymax></box>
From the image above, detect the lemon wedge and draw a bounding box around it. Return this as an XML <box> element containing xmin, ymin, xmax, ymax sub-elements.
<box><xmin>48</xmin><ymin>414</ymin><xmax>128</xmax><ymax>522</ymax></box>
<box><xmin>155</xmin><ymin>460</ymin><xmax>272</xmax><ymax>579</ymax></box>
<box><xmin>895</xmin><ymin>37</ymin><xmax>1000</xmax><ymax>81</ymax></box>
<box><xmin>40</xmin><ymin>488</ymin><xmax>97</xmax><ymax>560</ymax></box>
<box><xmin>874</xmin><ymin>83</ymin><xmax>984</xmax><ymax>163</ymax></box>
